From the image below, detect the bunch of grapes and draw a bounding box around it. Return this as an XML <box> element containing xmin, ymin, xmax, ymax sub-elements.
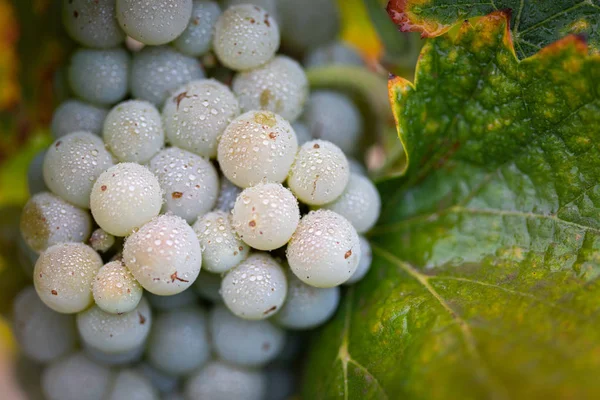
<box><xmin>16</xmin><ymin>1</ymin><xmax>381</xmax><ymax>399</ymax></box>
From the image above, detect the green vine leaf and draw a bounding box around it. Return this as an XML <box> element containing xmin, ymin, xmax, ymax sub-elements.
<box><xmin>387</xmin><ymin>0</ymin><xmax>600</xmax><ymax>58</ymax></box>
<box><xmin>303</xmin><ymin>11</ymin><xmax>600</xmax><ymax>399</ymax></box>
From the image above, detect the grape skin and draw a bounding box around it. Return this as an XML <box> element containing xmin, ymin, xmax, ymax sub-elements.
<box><xmin>62</xmin><ymin>0</ymin><xmax>125</xmax><ymax>49</ymax></box>
<box><xmin>13</xmin><ymin>286</ymin><xmax>77</xmax><ymax>363</ymax></box>
<box><xmin>136</xmin><ymin>362</ymin><xmax>180</xmax><ymax>394</ymax></box>
<box><xmin>84</xmin><ymin>343</ymin><xmax>145</xmax><ymax>366</ymax></box>
<box><xmin>130</xmin><ymin>46</ymin><xmax>205</xmax><ymax>107</ymax></box>
<box><xmin>103</xmin><ymin>100</ymin><xmax>165</xmax><ymax>163</ymax></box>
<box><xmin>304</xmin><ymin>41</ymin><xmax>364</xmax><ymax>67</ymax></box>
<box><xmin>43</xmin><ymin>131</ymin><xmax>114</xmax><ymax>209</ymax></box>
<box><xmin>51</xmin><ymin>100</ymin><xmax>108</xmax><ymax>139</ymax></box>
<box><xmin>76</xmin><ymin>297</ymin><xmax>152</xmax><ymax>354</ymax></box>
<box><xmin>34</xmin><ymin>243</ymin><xmax>103</xmax><ymax>314</ymax></box>
<box><xmin>163</xmin><ymin>79</ymin><xmax>240</xmax><ymax>159</ymax></box>
<box><xmin>174</xmin><ymin>1</ymin><xmax>221</xmax><ymax>57</ymax></box>
<box><xmin>344</xmin><ymin>235</ymin><xmax>372</xmax><ymax>285</ymax></box>
<box><xmin>286</xmin><ymin>210</ymin><xmax>361</xmax><ymax>288</ymax></box>
<box><xmin>215</xmin><ymin>176</ymin><xmax>242</xmax><ymax>212</ymax></box>
<box><xmin>210</xmin><ymin>305</ymin><xmax>285</xmax><ymax>366</ymax></box>
<box><xmin>217</xmin><ymin>110</ymin><xmax>298</xmax><ymax>188</ymax></box>
<box><xmin>146</xmin><ymin>289</ymin><xmax>198</xmax><ymax>311</ymax></box>
<box><xmin>194</xmin><ymin>269</ymin><xmax>223</xmax><ymax>303</ymax></box>
<box><xmin>221</xmin><ymin>253</ymin><xmax>288</xmax><ymax>320</ymax></box>
<box><xmin>148</xmin><ymin>147</ymin><xmax>219</xmax><ymax>224</ymax></box>
<box><xmin>90</xmin><ymin>163</ymin><xmax>163</xmax><ymax>237</ymax></box>
<box><xmin>106</xmin><ymin>369</ymin><xmax>159</xmax><ymax>400</ymax></box>
<box><xmin>291</xmin><ymin>121</ymin><xmax>311</xmax><ymax>146</ymax></box>
<box><xmin>123</xmin><ymin>214</ymin><xmax>202</xmax><ymax>295</ymax></box>
<box><xmin>232</xmin><ymin>55</ymin><xmax>308</xmax><ymax>122</ymax></box>
<box><xmin>185</xmin><ymin>360</ymin><xmax>266</xmax><ymax>400</ymax></box>
<box><xmin>89</xmin><ymin>228</ymin><xmax>116</xmax><ymax>253</ymax></box>
<box><xmin>231</xmin><ymin>183</ymin><xmax>299</xmax><ymax>251</ymax></box>
<box><xmin>93</xmin><ymin>260</ymin><xmax>143</xmax><ymax>314</ymax></box>
<box><xmin>20</xmin><ymin>192</ymin><xmax>92</xmax><ymax>253</ymax></box>
<box><xmin>278</xmin><ymin>0</ymin><xmax>339</xmax><ymax>53</ymax></box>
<box><xmin>213</xmin><ymin>4</ymin><xmax>280</xmax><ymax>71</ymax></box>
<box><xmin>116</xmin><ymin>0</ymin><xmax>193</xmax><ymax>46</ymax></box>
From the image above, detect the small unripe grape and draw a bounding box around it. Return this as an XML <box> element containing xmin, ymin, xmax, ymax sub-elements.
<box><xmin>148</xmin><ymin>147</ymin><xmax>219</xmax><ymax>224</ymax></box>
<box><xmin>34</xmin><ymin>243</ymin><xmax>103</xmax><ymax>313</ymax></box>
<box><xmin>217</xmin><ymin>111</ymin><xmax>298</xmax><ymax>188</ymax></box>
<box><xmin>287</xmin><ymin>140</ymin><xmax>350</xmax><ymax>205</ymax></box>
<box><xmin>286</xmin><ymin>210</ymin><xmax>360</xmax><ymax>288</ymax></box>
<box><xmin>136</xmin><ymin>362</ymin><xmax>180</xmax><ymax>394</ymax></box>
<box><xmin>43</xmin><ymin>131</ymin><xmax>114</xmax><ymax>209</ymax></box>
<box><xmin>93</xmin><ymin>261</ymin><xmax>143</xmax><ymax>314</ymax></box>
<box><xmin>89</xmin><ymin>228</ymin><xmax>115</xmax><ymax>253</ymax></box>
<box><xmin>146</xmin><ymin>289</ymin><xmax>197</xmax><ymax>311</ymax></box>
<box><xmin>68</xmin><ymin>47</ymin><xmax>130</xmax><ymax>106</ymax></box>
<box><xmin>84</xmin><ymin>343</ymin><xmax>145</xmax><ymax>366</ymax></box>
<box><xmin>303</xmin><ymin>91</ymin><xmax>362</xmax><ymax>155</ymax></box>
<box><xmin>304</xmin><ymin>41</ymin><xmax>364</xmax><ymax>67</ymax></box>
<box><xmin>213</xmin><ymin>4</ymin><xmax>279</xmax><ymax>71</ymax></box>
<box><xmin>292</xmin><ymin>121</ymin><xmax>311</xmax><ymax>146</ymax></box>
<box><xmin>163</xmin><ymin>79</ymin><xmax>240</xmax><ymax>158</ymax></box>
<box><xmin>103</xmin><ymin>100</ymin><xmax>164</xmax><ymax>163</ymax></box>
<box><xmin>232</xmin><ymin>56</ymin><xmax>308</xmax><ymax>122</ymax></box>
<box><xmin>13</xmin><ymin>286</ymin><xmax>77</xmax><ymax>362</ymax></box>
<box><xmin>185</xmin><ymin>360</ymin><xmax>266</xmax><ymax>400</ymax></box>
<box><xmin>273</xmin><ymin>272</ymin><xmax>339</xmax><ymax>329</ymax></box>
<box><xmin>28</xmin><ymin>150</ymin><xmax>48</xmax><ymax>195</ymax></box>
<box><xmin>107</xmin><ymin>369</ymin><xmax>159</xmax><ymax>400</ymax></box>
<box><xmin>63</xmin><ymin>0</ymin><xmax>125</xmax><ymax>48</ymax></box>
<box><xmin>221</xmin><ymin>253</ymin><xmax>287</xmax><ymax>320</ymax></box>
<box><xmin>174</xmin><ymin>1</ymin><xmax>221</xmax><ymax>57</ymax></box>
<box><xmin>193</xmin><ymin>210</ymin><xmax>249</xmax><ymax>273</ymax></box>
<box><xmin>130</xmin><ymin>46</ymin><xmax>205</xmax><ymax>106</ymax></box>
<box><xmin>323</xmin><ymin>173</ymin><xmax>381</xmax><ymax>233</ymax></box>
<box><xmin>42</xmin><ymin>352</ymin><xmax>113</xmax><ymax>400</ymax></box>
<box><xmin>194</xmin><ymin>270</ymin><xmax>222</xmax><ymax>303</ymax></box>
<box><xmin>231</xmin><ymin>183</ymin><xmax>299</xmax><ymax>250</ymax></box>
<box><xmin>215</xmin><ymin>176</ymin><xmax>241</xmax><ymax>212</ymax></box>
<box><xmin>147</xmin><ymin>306</ymin><xmax>210</xmax><ymax>376</ymax></box>
<box><xmin>21</xmin><ymin>192</ymin><xmax>92</xmax><ymax>253</ymax></box>
<box><xmin>123</xmin><ymin>214</ymin><xmax>201</xmax><ymax>295</ymax></box>
<box><xmin>90</xmin><ymin>163</ymin><xmax>163</xmax><ymax>237</ymax></box>
<box><xmin>116</xmin><ymin>0</ymin><xmax>193</xmax><ymax>45</ymax></box>
<box><xmin>51</xmin><ymin>100</ymin><xmax>108</xmax><ymax>139</ymax></box>
<box><xmin>278</xmin><ymin>0</ymin><xmax>339</xmax><ymax>53</ymax></box>
<box><xmin>344</xmin><ymin>236</ymin><xmax>372</xmax><ymax>285</ymax></box>
<box><xmin>77</xmin><ymin>297</ymin><xmax>152</xmax><ymax>353</ymax></box>
<box><xmin>210</xmin><ymin>305</ymin><xmax>285</xmax><ymax>366</ymax></box>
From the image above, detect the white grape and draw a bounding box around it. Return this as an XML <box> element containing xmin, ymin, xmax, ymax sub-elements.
<box><xmin>84</xmin><ymin>343</ymin><xmax>145</xmax><ymax>366</ymax></box>
<box><xmin>43</xmin><ymin>131</ymin><xmax>114</xmax><ymax>209</ymax></box>
<box><xmin>146</xmin><ymin>288</ymin><xmax>197</xmax><ymax>311</ymax></box>
<box><xmin>322</xmin><ymin>173</ymin><xmax>380</xmax><ymax>233</ymax></box>
<box><xmin>217</xmin><ymin>111</ymin><xmax>298</xmax><ymax>188</ymax></box>
<box><xmin>68</xmin><ymin>47</ymin><xmax>130</xmax><ymax>106</ymax></box>
<box><xmin>213</xmin><ymin>4</ymin><xmax>279</xmax><ymax>71</ymax></box>
<box><xmin>51</xmin><ymin>100</ymin><xmax>108</xmax><ymax>138</ymax></box>
<box><xmin>77</xmin><ymin>297</ymin><xmax>152</xmax><ymax>353</ymax></box>
<box><xmin>304</xmin><ymin>41</ymin><xmax>364</xmax><ymax>67</ymax></box>
<box><xmin>130</xmin><ymin>46</ymin><xmax>205</xmax><ymax>107</ymax></box>
<box><xmin>185</xmin><ymin>360</ymin><xmax>266</xmax><ymax>400</ymax></box>
<box><xmin>89</xmin><ymin>228</ymin><xmax>116</xmax><ymax>253</ymax></box>
<box><xmin>136</xmin><ymin>362</ymin><xmax>180</xmax><ymax>394</ymax></box>
<box><xmin>287</xmin><ymin>140</ymin><xmax>349</xmax><ymax>205</ymax></box>
<box><xmin>215</xmin><ymin>176</ymin><xmax>242</xmax><ymax>212</ymax></box>
<box><xmin>63</xmin><ymin>0</ymin><xmax>125</xmax><ymax>48</ymax></box>
<box><xmin>148</xmin><ymin>147</ymin><xmax>219</xmax><ymax>224</ymax></box>
<box><xmin>34</xmin><ymin>243</ymin><xmax>103</xmax><ymax>313</ymax></box>
<box><xmin>223</xmin><ymin>0</ymin><xmax>277</xmax><ymax>16</ymax></box>
<box><xmin>231</xmin><ymin>183</ymin><xmax>299</xmax><ymax>250</ymax></box>
<box><xmin>28</xmin><ymin>150</ymin><xmax>48</xmax><ymax>195</ymax></box>
<box><xmin>210</xmin><ymin>305</ymin><xmax>285</xmax><ymax>366</ymax></box>
<box><xmin>232</xmin><ymin>55</ymin><xmax>308</xmax><ymax>122</ymax></box>
<box><xmin>116</xmin><ymin>0</ymin><xmax>193</xmax><ymax>45</ymax></box>
<box><xmin>20</xmin><ymin>192</ymin><xmax>92</xmax><ymax>253</ymax></box>
<box><xmin>173</xmin><ymin>1</ymin><xmax>221</xmax><ymax>57</ymax></box>
<box><xmin>344</xmin><ymin>235</ymin><xmax>372</xmax><ymax>285</ymax></box>
<box><xmin>13</xmin><ymin>286</ymin><xmax>77</xmax><ymax>362</ymax></box>
<box><xmin>42</xmin><ymin>352</ymin><xmax>113</xmax><ymax>400</ymax></box>
<box><xmin>273</xmin><ymin>272</ymin><xmax>340</xmax><ymax>329</ymax></box>
<box><xmin>163</xmin><ymin>79</ymin><xmax>240</xmax><ymax>158</ymax></box>
<box><xmin>286</xmin><ymin>210</ymin><xmax>360</xmax><ymax>288</ymax></box>
<box><xmin>194</xmin><ymin>270</ymin><xmax>222</xmax><ymax>303</ymax></box>
<box><xmin>90</xmin><ymin>163</ymin><xmax>163</xmax><ymax>237</ymax></box>
<box><xmin>292</xmin><ymin>121</ymin><xmax>311</xmax><ymax>146</ymax></box>
<box><xmin>93</xmin><ymin>260</ymin><xmax>143</xmax><ymax>314</ymax></box>
<box><xmin>103</xmin><ymin>100</ymin><xmax>164</xmax><ymax>163</ymax></box>
<box><xmin>192</xmin><ymin>210</ymin><xmax>249</xmax><ymax>273</ymax></box>
<box><xmin>221</xmin><ymin>253</ymin><xmax>287</xmax><ymax>320</ymax></box>
<box><xmin>147</xmin><ymin>306</ymin><xmax>210</xmax><ymax>376</ymax></box>
<box><xmin>107</xmin><ymin>369</ymin><xmax>159</xmax><ymax>400</ymax></box>
<box><xmin>303</xmin><ymin>91</ymin><xmax>362</xmax><ymax>155</ymax></box>
<box><xmin>278</xmin><ymin>0</ymin><xmax>339</xmax><ymax>53</ymax></box>
<box><xmin>123</xmin><ymin>214</ymin><xmax>201</xmax><ymax>295</ymax></box>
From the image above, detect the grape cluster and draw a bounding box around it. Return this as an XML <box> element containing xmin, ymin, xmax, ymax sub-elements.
<box><xmin>17</xmin><ymin>1</ymin><xmax>380</xmax><ymax>399</ymax></box>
